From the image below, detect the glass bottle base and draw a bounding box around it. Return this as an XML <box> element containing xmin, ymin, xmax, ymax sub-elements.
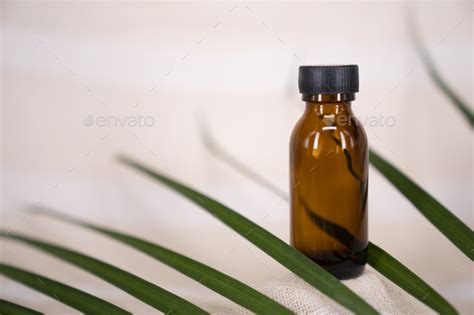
<box><xmin>306</xmin><ymin>250</ymin><xmax>366</xmax><ymax>280</ymax></box>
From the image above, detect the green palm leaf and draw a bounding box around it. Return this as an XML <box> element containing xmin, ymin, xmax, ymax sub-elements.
<box><xmin>302</xmin><ymin>209</ymin><xmax>457</xmax><ymax>314</ymax></box>
<box><xmin>0</xmin><ymin>264</ymin><xmax>130</xmax><ymax>314</ymax></box>
<box><xmin>408</xmin><ymin>13</ymin><xmax>474</xmax><ymax>126</ymax></box>
<box><xmin>198</xmin><ymin>128</ymin><xmax>458</xmax><ymax>313</ymax></box>
<box><xmin>30</xmin><ymin>207</ymin><xmax>293</xmax><ymax>315</ymax></box>
<box><xmin>118</xmin><ymin>155</ymin><xmax>378</xmax><ymax>315</ymax></box>
<box><xmin>369</xmin><ymin>150</ymin><xmax>474</xmax><ymax>260</ymax></box>
<box><xmin>0</xmin><ymin>232</ymin><xmax>208</xmax><ymax>314</ymax></box>
<box><xmin>0</xmin><ymin>299</ymin><xmax>43</xmax><ymax>315</ymax></box>
<box><xmin>199</xmin><ymin>117</ymin><xmax>289</xmax><ymax>200</ymax></box>
<box><xmin>367</xmin><ymin>243</ymin><xmax>457</xmax><ymax>314</ymax></box>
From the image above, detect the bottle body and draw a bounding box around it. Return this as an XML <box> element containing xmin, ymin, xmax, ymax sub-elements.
<box><xmin>290</xmin><ymin>94</ymin><xmax>368</xmax><ymax>279</ymax></box>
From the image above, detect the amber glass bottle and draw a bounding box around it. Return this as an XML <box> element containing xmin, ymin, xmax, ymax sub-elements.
<box><xmin>290</xmin><ymin>65</ymin><xmax>368</xmax><ymax>279</ymax></box>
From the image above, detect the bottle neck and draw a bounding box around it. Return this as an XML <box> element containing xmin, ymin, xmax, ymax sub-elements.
<box><xmin>302</xmin><ymin>93</ymin><xmax>355</xmax><ymax>103</ymax></box>
<box><xmin>302</xmin><ymin>93</ymin><xmax>355</xmax><ymax>117</ymax></box>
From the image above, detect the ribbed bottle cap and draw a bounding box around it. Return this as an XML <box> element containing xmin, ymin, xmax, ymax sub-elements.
<box><xmin>298</xmin><ymin>65</ymin><xmax>359</xmax><ymax>94</ymax></box>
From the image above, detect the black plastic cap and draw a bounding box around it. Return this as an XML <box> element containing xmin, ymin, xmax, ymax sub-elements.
<box><xmin>298</xmin><ymin>65</ymin><xmax>359</xmax><ymax>94</ymax></box>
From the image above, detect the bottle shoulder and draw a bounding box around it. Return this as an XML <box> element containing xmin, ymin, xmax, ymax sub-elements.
<box><xmin>292</xmin><ymin>110</ymin><xmax>366</xmax><ymax>133</ymax></box>
<box><xmin>290</xmin><ymin>111</ymin><xmax>368</xmax><ymax>150</ymax></box>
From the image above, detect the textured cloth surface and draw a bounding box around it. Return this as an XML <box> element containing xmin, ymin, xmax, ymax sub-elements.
<box><xmin>262</xmin><ymin>269</ymin><xmax>434</xmax><ymax>314</ymax></box>
<box><xmin>208</xmin><ymin>269</ymin><xmax>434</xmax><ymax>314</ymax></box>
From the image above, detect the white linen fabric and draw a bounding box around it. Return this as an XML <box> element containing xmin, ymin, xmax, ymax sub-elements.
<box><xmin>262</xmin><ymin>269</ymin><xmax>434</xmax><ymax>314</ymax></box>
<box><xmin>209</xmin><ymin>269</ymin><xmax>434</xmax><ymax>314</ymax></box>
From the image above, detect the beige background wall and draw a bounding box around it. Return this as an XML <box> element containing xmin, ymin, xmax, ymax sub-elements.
<box><xmin>1</xmin><ymin>1</ymin><xmax>472</xmax><ymax>313</ymax></box>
